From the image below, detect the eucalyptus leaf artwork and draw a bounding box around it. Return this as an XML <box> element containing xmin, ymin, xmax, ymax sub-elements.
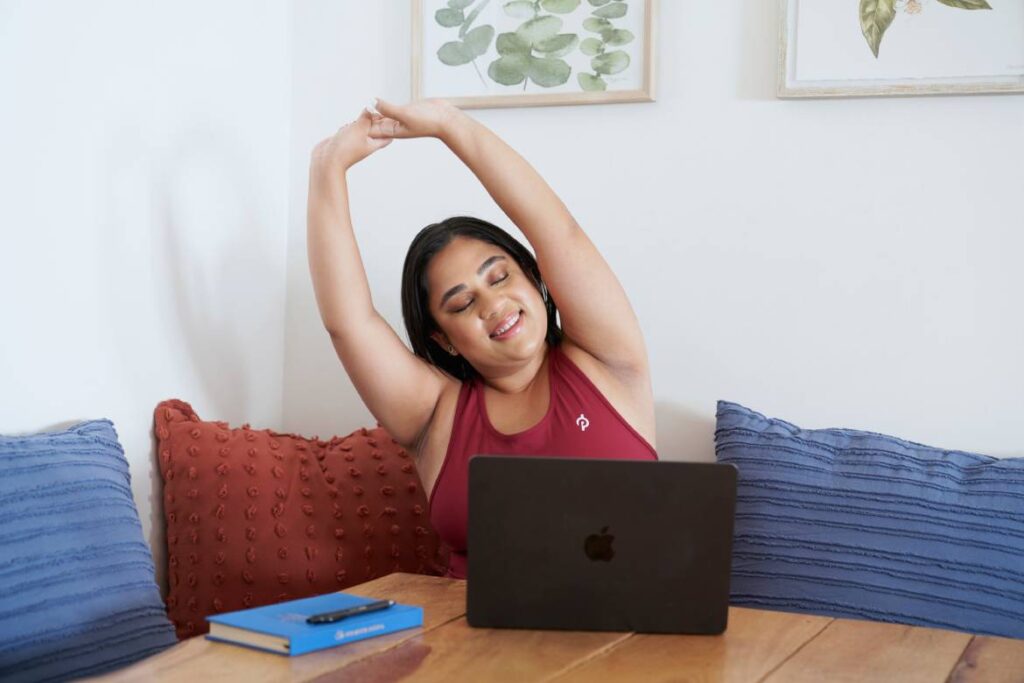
<box><xmin>432</xmin><ymin>0</ymin><xmax>635</xmax><ymax>92</ymax></box>
<box><xmin>435</xmin><ymin>0</ymin><xmax>496</xmax><ymax>82</ymax></box>
<box><xmin>860</xmin><ymin>0</ymin><xmax>992</xmax><ymax>58</ymax></box>
<box><xmin>579</xmin><ymin>0</ymin><xmax>635</xmax><ymax>91</ymax></box>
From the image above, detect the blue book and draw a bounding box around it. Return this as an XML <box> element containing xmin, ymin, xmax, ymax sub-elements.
<box><xmin>206</xmin><ymin>593</ymin><xmax>423</xmax><ymax>656</ymax></box>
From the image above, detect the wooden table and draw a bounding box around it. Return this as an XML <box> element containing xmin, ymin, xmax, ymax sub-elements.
<box><xmin>100</xmin><ymin>572</ymin><xmax>1024</xmax><ymax>682</ymax></box>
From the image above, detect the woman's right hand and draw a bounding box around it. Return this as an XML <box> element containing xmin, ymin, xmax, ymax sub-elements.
<box><xmin>310</xmin><ymin>108</ymin><xmax>393</xmax><ymax>176</ymax></box>
<box><xmin>369</xmin><ymin>98</ymin><xmax>462</xmax><ymax>141</ymax></box>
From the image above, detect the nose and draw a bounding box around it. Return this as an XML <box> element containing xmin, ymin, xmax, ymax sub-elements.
<box><xmin>477</xmin><ymin>289</ymin><xmax>503</xmax><ymax>320</ymax></box>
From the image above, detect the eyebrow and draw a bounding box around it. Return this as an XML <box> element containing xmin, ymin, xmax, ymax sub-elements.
<box><xmin>438</xmin><ymin>255</ymin><xmax>507</xmax><ymax>308</ymax></box>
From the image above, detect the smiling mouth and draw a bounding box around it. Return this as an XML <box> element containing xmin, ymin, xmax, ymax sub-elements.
<box><xmin>490</xmin><ymin>310</ymin><xmax>522</xmax><ymax>339</ymax></box>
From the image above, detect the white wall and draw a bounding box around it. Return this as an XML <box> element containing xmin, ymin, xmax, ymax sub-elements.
<box><xmin>282</xmin><ymin>1</ymin><xmax>1023</xmax><ymax>459</ymax></box>
<box><xmin>0</xmin><ymin>0</ymin><xmax>291</xmax><ymax>587</ymax></box>
<box><xmin>2</xmin><ymin>0</ymin><xmax>1020</xmax><ymax>594</ymax></box>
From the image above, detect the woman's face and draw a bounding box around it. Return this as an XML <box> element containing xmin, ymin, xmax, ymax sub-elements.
<box><xmin>426</xmin><ymin>237</ymin><xmax>548</xmax><ymax>375</ymax></box>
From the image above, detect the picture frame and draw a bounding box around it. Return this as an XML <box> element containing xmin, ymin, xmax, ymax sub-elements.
<box><xmin>777</xmin><ymin>0</ymin><xmax>1024</xmax><ymax>98</ymax></box>
<box><xmin>411</xmin><ymin>0</ymin><xmax>656</xmax><ymax>109</ymax></box>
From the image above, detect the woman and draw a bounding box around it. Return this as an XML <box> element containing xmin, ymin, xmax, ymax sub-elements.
<box><xmin>307</xmin><ymin>99</ymin><xmax>657</xmax><ymax>579</ymax></box>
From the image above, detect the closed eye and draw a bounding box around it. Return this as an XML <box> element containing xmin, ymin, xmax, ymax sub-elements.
<box><xmin>451</xmin><ymin>274</ymin><xmax>508</xmax><ymax>313</ymax></box>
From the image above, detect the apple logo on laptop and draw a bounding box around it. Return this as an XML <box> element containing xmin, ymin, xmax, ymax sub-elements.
<box><xmin>584</xmin><ymin>526</ymin><xmax>615</xmax><ymax>562</ymax></box>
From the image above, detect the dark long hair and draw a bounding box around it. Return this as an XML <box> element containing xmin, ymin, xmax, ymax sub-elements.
<box><xmin>401</xmin><ymin>216</ymin><xmax>562</xmax><ymax>381</ymax></box>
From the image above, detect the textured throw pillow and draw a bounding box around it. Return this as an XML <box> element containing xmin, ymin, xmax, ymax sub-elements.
<box><xmin>715</xmin><ymin>400</ymin><xmax>1024</xmax><ymax>639</ymax></box>
<box><xmin>155</xmin><ymin>399</ymin><xmax>444</xmax><ymax>639</ymax></box>
<box><xmin>0</xmin><ymin>420</ymin><xmax>177</xmax><ymax>681</ymax></box>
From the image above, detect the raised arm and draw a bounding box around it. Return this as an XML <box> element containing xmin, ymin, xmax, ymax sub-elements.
<box><xmin>307</xmin><ymin>110</ymin><xmax>449</xmax><ymax>448</ymax></box>
<box><xmin>372</xmin><ymin>98</ymin><xmax>647</xmax><ymax>377</ymax></box>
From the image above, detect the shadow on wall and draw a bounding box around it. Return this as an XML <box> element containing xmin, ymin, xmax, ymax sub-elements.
<box><xmin>654</xmin><ymin>401</ymin><xmax>716</xmax><ymax>462</ymax></box>
<box><xmin>155</xmin><ymin>127</ymin><xmax>260</xmax><ymax>418</ymax></box>
<box><xmin>737</xmin><ymin>0</ymin><xmax>779</xmax><ymax>100</ymax></box>
<box><xmin>99</xmin><ymin>123</ymin><xmax>280</xmax><ymax>592</ymax></box>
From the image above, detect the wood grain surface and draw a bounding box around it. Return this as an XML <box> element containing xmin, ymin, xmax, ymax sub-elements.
<box><xmin>90</xmin><ymin>573</ymin><xmax>1024</xmax><ymax>682</ymax></box>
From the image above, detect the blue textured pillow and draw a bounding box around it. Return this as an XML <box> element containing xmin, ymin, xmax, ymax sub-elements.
<box><xmin>715</xmin><ymin>401</ymin><xmax>1024</xmax><ymax>639</ymax></box>
<box><xmin>0</xmin><ymin>420</ymin><xmax>177</xmax><ymax>681</ymax></box>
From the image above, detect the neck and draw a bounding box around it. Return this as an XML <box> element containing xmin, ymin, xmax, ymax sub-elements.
<box><xmin>479</xmin><ymin>344</ymin><xmax>550</xmax><ymax>395</ymax></box>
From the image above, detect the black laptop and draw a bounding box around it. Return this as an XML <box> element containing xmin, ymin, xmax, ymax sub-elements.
<box><xmin>466</xmin><ymin>457</ymin><xmax>738</xmax><ymax>634</ymax></box>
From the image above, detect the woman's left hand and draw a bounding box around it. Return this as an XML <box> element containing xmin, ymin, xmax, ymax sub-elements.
<box><xmin>369</xmin><ymin>98</ymin><xmax>462</xmax><ymax>141</ymax></box>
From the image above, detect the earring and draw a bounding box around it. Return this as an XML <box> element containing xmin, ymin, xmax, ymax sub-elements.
<box><xmin>447</xmin><ymin>344</ymin><xmax>456</xmax><ymax>355</ymax></box>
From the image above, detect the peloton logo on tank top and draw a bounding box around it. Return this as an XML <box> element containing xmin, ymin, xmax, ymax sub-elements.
<box><xmin>575</xmin><ymin>414</ymin><xmax>590</xmax><ymax>432</ymax></box>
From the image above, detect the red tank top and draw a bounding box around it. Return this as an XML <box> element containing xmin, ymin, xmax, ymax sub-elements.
<box><xmin>428</xmin><ymin>344</ymin><xmax>658</xmax><ymax>579</ymax></box>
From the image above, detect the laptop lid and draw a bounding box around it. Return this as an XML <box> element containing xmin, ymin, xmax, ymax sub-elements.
<box><xmin>466</xmin><ymin>457</ymin><xmax>737</xmax><ymax>634</ymax></box>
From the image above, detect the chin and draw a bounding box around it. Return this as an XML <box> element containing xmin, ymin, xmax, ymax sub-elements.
<box><xmin>481</xmin><ymin>332</ymin><xmax>544</xmax><ymax>368</ymax></box>
<box><xmin>510</xmin><ymin>327</ymin><xmax>547</xmax><ymax>359</ymax></box>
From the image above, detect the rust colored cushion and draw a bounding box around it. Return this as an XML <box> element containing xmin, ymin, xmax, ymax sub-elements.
<box><xmin>154</xmin><ymin>399</ymin><xmax>444</xmax><ymax>639</ymax></box>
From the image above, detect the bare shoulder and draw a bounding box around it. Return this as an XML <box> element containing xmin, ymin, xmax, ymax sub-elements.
<box><xmin>412</xmin><ymin>376</ymin><xmax>463</xmax><ymax>500</ymax></box>
<box><xmin>559</xmin><ymin>338</ymin><xmax>656</xmax><ymax>449</ymax></box>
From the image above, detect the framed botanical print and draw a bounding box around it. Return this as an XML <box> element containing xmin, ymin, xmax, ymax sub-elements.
<box><xmin>778</xmin><ymin>0</ymin><xmax>1024</xmax><ymax>98</ymax></box>
<box><xmin>412</xmin><ymin>0</ymin><xmax>656</xmax><ymax>109</ymax></box>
